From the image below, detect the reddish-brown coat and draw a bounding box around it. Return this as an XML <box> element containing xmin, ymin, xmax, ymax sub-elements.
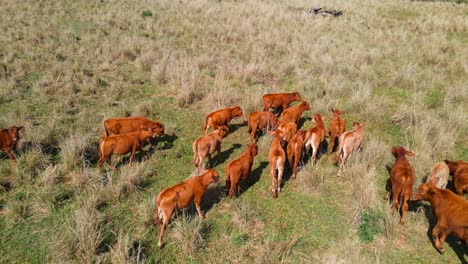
<box><xmin>328</xmin><ymin>108</ymin><xmax>346</xmax><ymax>154</ymax></box>
<box><xmin>445</xmin><ymin>160</ymin><xmax>468</xmax><ymax>196</ymax></box>
<box><xmin>287</xmin><ymin>130</ymin><xmax>306</xmax><ymax>178</ymax></box>
<box><xmin>192</xmin><ymin>126</ymin><xmax>229</xmax><ymax>171</ymax></box>
<box><xmin>262</xmin><ymin>92</ymin><xmax>302</xmax><ymax>112</ymax></box>
<box><xmin>268</xmin><ymin>130</ymin><xmax>286</xmax><ymax>198</ymax></box>
<box><xmin>385</xmin><ymin>146</ymin><xmax>415</xmax><ymax>225</ymax></box>
<box><xmin>0</xmin><ymin>126</ymin><xmax>24</xmax><ymax>162</ymax></box>
<box><xmin>275</xmin><ymin>122</ymin><xmax>297</xmax><ymax>143</ymax></box>
<box><xmin>104</xmin><ymin>116</ymin><xmax>164</xmax><ymax>137</ymax></box>
<box><xmin>304</xmin><ymin>114</ymin><xmax>327</xmax><ymax>163</ymax></box>
<box><xmin>155</xmin><ymin>169</ymin><xmax>220</xmax><ymax>249</ymax></box>
<box><xmin>279</xmin><ymin>101</ymin><xmax>311</xmax><ymax>124</ymax></box>
<box><xmin>225</xmin><ymin>144</ymin><xmax>258</xmax><ymax>198</ymax></box>
<box><xmin>413</xmin><ymin>177</ymin><xmax>468</xmax><ymax>254</ymax></box>
<box><xmin>247</xmin><ymin>111</ymin><xmax>279</xmax><ymax>142</ymax></box>
<box><xmin>336</xmin><ymin>122</ymin><xmax>365</xmax><ymax>176</ymax></box>
<box><xmin>202</xmin><ymin>106</ymin><xmax>243</xmax><ymax>134</ymax></box>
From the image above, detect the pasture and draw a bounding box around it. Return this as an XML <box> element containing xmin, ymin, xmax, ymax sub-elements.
<box><xmin>0</xmin><ymin>0</ymin><xmax>467</xmax><ymax>263</ymax></box>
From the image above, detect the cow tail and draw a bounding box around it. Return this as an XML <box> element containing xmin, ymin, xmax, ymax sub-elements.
<box><xmin>225</xmin><ymin>168</ymin><xmax>231</xmax><ymax>191</ymax></box>
<box><xmin>247</xmin><ymin>120</ymin><xmax>252</xmax><ymax>134</ymax></box>
<box><xmin>192</xmin><ymin>140</ymin><xmax>198</xmax><ymax>165</ymax></box>
<box><xmin>155</xmin><ymin>195</ymin><xmax>163</xmax><ymax>227</ymax></box>
<box><xmin>202</xmin><ymin>115</ymin><xmax>209</xmax><ymax>131</ymax></box>
<box><xmin>334</xmin><ymin>137</ymin><xmax>344</xmax><ymax>163</ymax></box>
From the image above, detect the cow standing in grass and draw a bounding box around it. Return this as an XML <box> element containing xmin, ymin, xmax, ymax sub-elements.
<box><xmin>328</xmin><ymin>108</ymin><xmax>346</xmax><ymax>154</ymax></box>
<box><xmin>225</xmin><ymin>144</ymin><xmax>258</xmax><ymax>198</ymax></box>
<box><xmin>0</xmin><ymin>126</ymin><xmax>24</xmax><ymax>162</ymax></box>
<box><xmin>262</xmin><ymin>92</ymin><xmax>302</xmax><ymax>113</ymax></box>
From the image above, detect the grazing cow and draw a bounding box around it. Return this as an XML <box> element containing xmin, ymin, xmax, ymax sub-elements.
<box><xmin>287</xmin><ymin>130</ymin><xmax>306</xmax><ymax>179</ymax></box>
<box><xmin>336</xmin><ymin>122</ymin><xmax>365</xmax><ymax>176</ymax></box>
<box><xmin>103</xmin><ymin>117</ymin><xmax>165</xmax><ymax>148</ymax></box>
<box><xmin>275</xmin><ymin>122</ymin><xmax>297</xmax><ymax>143</ymax></box>
<box><xmin>328</xmin><ymin>108</ymin><xmax>346</xmax><ymax>154</ymax></box>
<box><xmin>279</xmin><ymin>101</ymin><xmax>311</xmax><ymax>124</ymax></box>
<box><xmin>268</xmin><ymin>130</ymin><xmax>286</xmax><ymax>198</ymax></box>
<box><xmin>0</xmin><ymin>126</ymin><xmax>24</xmax><ymax>162</ymax></box>
<box><xmin>155</xmin><ymin>169</ymin><xmax>220</xmax><ymax>249</ymax></box>
<box><xmin>445</xmin><ymin>160</ymin><xmax>468</xmax><ymax>197</ymax></box>
<box><xmin>98</xmin><ymin>127</ymin><xmax>156</xmax><ymax>172</ymax></box>
<box><xmin>304</xmin><ymin>114</ymin><xmax>327</xmax><ymax>163</ymax></box>
<box><xmin>202</xmin><ymin>106</ymin><xmax>243</xmax><ymax>134</ymax></box>
<box><xmin>426</xmin><ymin>162</ymin><xmax>450</xmax><ymax>189</ymax></box>
<box><xmin>225</xmin><ymin>144</ymin><xmax>258</xmax><ymax>198</ymax></box>
<box><xmin>413</xmin><ymin>177</ymin><xmax>468</xmax><ymax>254</ymax></box>
<box><xmin>192</xmin><ymin>126</ymin><xmax>229</xmax><ymax>170</ymax></box>
<box><xmin>247</xmin><ymin>111</ymin><xmax>279</xmax><ymax>142</ymax></box>
<box><xmin>385</xmin><ymin>146</ymin><xmax>414</xmax><ymax>225</ymax></box>
<box><xmin>262</xmin><ymin>92</ymin><xmax>302</xmax><ymax>113</ymax></box>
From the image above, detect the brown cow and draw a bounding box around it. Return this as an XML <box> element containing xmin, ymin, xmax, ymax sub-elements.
<box><xmin>304</xmin><ymin>114</ymin><xmax>327</xmax><ymax>163</ymax></box>
<box><xmin>413</xmin><ymin>177</ymin><xmax>468</xmax><ymax>254</ymax></box>
<box><xmin>275</xmin><ymin>122</ymin><xmax>297</xmax><ymax>143</ymax></box>
<box><xmin>445</xmin><ymin>160</ymin><xmax>468</xmax><ymax>197</ymax></box>
<box><xmin>279</xmin><ymin>101</ymin><xmax>311</xmax><ymax>124</ymax></box>
<box><xmin>426</xmin><ymin>162</ymin><xmax>449</xmax><ymax>190</ymax></box>
<box><xmin>287</xmin><ymin>130</ymin><xmax>306</xmax><ymax>179</ymax></box>
<box><xmin>262</xmin><ymin>92</ymin><xmax>302</xmax><ymax>113</ymax></box>
<box><xmin>155</xmin><ymin>169</ymin><xmax>220</xmax><ymax>249</ymax></box>
<box><xmin>225</xmin><ymin>144</ymin><xmax>258</xmax><ymax>198</ymax></box>
<box><xmin>202</xmin><ymin>106</ymin><xmax>243</xmax><ymax>134</ymax></box>
<box><xmin>0</xmin><ymin>126</ymin><xmax>24</xmax><ymax>162</ymax></box>
<box><xmin>328</xmin><ymin>108</ymin><xmax>346</xmax><ymax>154</ymax></box>
<box><xmin>385</xmin><ymin>146</ymin><xmax>414</xmax><ymax>225</ymax></box>
<box><xmin>98</xmin><ymin>127</ymin><xmax>156</xmax><ymax>172</ymax></box>
<box><xmin>192</xmin><ymin>126</ymin><xmax>229</xmax><ymax>170</ymax></box>
<box><xmin>268</xmin><ymin>130</ymin><xmax>286</xmax><ymax>198</ymax></box>
<box><xmin>247</xmin><ymin>111</ymin><xmax>279</xmax><ymax>142</ymax></box>
<box><xmin>336</xmin><ymin>122</ymin><xmax>365</xmax><ymax>176</ymax></box>
<box><xmin>103</xmin><ymin>116</ymin><xmax>165</xmax><ymax>149</ymax></box>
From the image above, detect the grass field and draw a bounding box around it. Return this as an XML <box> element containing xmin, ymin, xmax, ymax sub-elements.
<box><xmin>0</xmin><ymin>0</ymin><xmax>467</xmax><ymax>263</ymax></box>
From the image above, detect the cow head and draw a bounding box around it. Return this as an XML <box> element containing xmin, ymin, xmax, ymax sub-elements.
<box><xmin>232</xmin><ymin>106</ymin><xmax>243</xmax><ymax>118</ymax></box>
<box><xmin>293</xmin><ymin>92</ymin><xmax>302</xmax><ymax>101</ymax></box>
<box><xmin>301</xmin><ymin>101</ymin><xmax>311</xmax><ymax>111</ymax></box>
<box><xmin>331</xmin><ymin>108</ymin><xmax>345</xmax><ymax>117</ymax></box>
<box><xmin>352</xmin><ymin>122</ymin><xmax>365</xmax><ymax>130</ymax></box>
<box><xmin>8</xmin><ymin>126</ymin><xmax>24</xmax><ymax>143</ymax></box>
<box><xmin>312</xmin><ymin>114</ymin><xmax>326</xmax><ymax>124</ymax></box>
<box><xmin>217</xmin><ymin>126</ymin><xmax>229</xmax><ymax>138</ymax></box>
<box><xmin>247</xmin><ymin>143</ymin><xmax>258</xmax><ymax>157</ymax></box>
<box><xmin>148</xmin><ymin>122</ymin><xmax>165</xmax><ymax>137</ymax></box>
<box><xmin>413</xmin><ymin>177</ymin><xmax>438</xmax><ymax>201</ymax></box>
<box><xmin>391</xmin><ymin>146</ymin><xmax>414</xmax><ymax>158</ymax></box>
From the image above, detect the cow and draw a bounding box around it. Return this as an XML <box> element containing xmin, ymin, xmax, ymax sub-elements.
<box><xmin>155</xmin><ymin>169</ymin><xmax>220</xmax><ymax>249</ymax></box>
<box><xmin>202</xmin><ymin>106</ymin><xmax>243</xmax><ymax>134</ymax></box>
<box><xmin>103</xmin><ymin>116</ymin><xmax>165</xmax><ymax>149</ymax></box>
<box><xmin>247</xmin><ymin>111</ymin><xmax>279</xmax><ymax>142</ymax></box>
<box><xmin>385</xmin><ymin>146</ymin><xmax>415</xmax><ymax>225</ymax></box>
<box><xmin>98</xmin><ymin>126</ymin><xmax>156</xmax><ymax>172</ymax></box>
<box><xmin>426</xmin><ymin>162</ymin><xmax>449</xmax><ymax>189</ymax></box>
<box><xmin>225</xmin><ymin>144</ymin><xmax>258</xmax><ymax>198</ymax></box>
<box><xmin>304</xmin><ymin>114</ymin><xmax>327</xmax><ymax>164</ymax></box>
<box><xmin>0</xmin><ymin>126</ymin><xmax>24</xmax><ymax>162</ymax></box>
<box><xmin>275</xmin><ymin>122</ymin><xmax>297</xmax><ymax>143</ymax></box>
<box><xmin>444</xmin><ymin>160</ymin><xmax>468</xmax><ymax>197</ymax></box>
<box><xmin>328</xmin><ymin>108</ymin><xmax>346</xmax><ymax>154</ymax></box>
<box><xmin>279</xmin><ymin>101</ymin><xmax>311</xmax><ymax>124</ymax></box>
<box><xmin>336</xmin><ymin>122</ymin><xmax>365</xmax><ymax>177</ymax></box>
<box><xmin>287</xmin><ymin>130</ymin><xmax>306</xmax><ymax>179</ymax></box>
<box><xmin>268</xmin><ymin>130</ymin><xmax>286</xmax><ymax>198</ymax></box>
<box><xmin>262</xmin><ymin>92</ymin><xmax>302</xmax><ymax>113</ymax></box>
<box><xmin>192</xmin><ymin>126</ymin><xmax>229</xmax><ymax>171</ymax></box>
<box><xmin>413</xmin><ymin>177</ymin><xmax>468</xmax><ymax>254</ymax></box>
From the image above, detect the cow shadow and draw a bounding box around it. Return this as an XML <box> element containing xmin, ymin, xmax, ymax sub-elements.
<box><xmin>200</xmin><ymin>184</ymin><xmax>224</xmax><ymax>214</ymax></box>
<box><xmin>152</xmin><ymin>133</ymin><xmax>178</xmax><ymax>151</ymax></box>
<box><xmin>213</xmin><ymin>143</ymin><xmax>242</xmax><ymax>166</ymax></box>
<box><xmin>228</xmin><ymin>121</ymin><xmax>247</xmax><ymax>134</ymax></box>
<box><xmin>303</xmin><ymin>140</ymin><xmax>329</xmax><ymax>164</ymax></box>
<box><xmin>297</xmin><ymin>117</ymin><xmax>309</xmax><ymax>130</ymax></box>
<box><xmin>237</xmin><ymin>161</ymin><xmax>269</xmax><ymax>196</ymax></box>
<box><xmin>421</xmin><ymin>203</ymin><xmax>468</xmax><ymax>263</ymax></box>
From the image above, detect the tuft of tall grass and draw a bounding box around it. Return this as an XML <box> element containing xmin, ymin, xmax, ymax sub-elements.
<box><xmin>59</xmin><ymin>132</ymin><xmax>92</xmax><ymax>174</ymax></box>
<box><xmin>169</xmin><ymin>213</ymin><xmax>208</xmax><ymax>255</ymax></box>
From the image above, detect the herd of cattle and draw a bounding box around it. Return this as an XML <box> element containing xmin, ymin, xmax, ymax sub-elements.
<box><xmin>1</xmin><ymin>91</ymin><xmax>467</xmax><ymax>253</ymax></box>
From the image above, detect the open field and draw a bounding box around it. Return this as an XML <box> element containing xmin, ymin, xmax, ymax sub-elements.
<box><xmin>0</xmin><ymin>0</ymin><xmax>467</xmax><ymax>263</ymax></box>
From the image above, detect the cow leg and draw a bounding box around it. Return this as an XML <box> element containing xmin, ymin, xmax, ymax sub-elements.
<box><xmin>311</xmin><ymin>144</ymin><xmax>318</xmax><ymax>164</ymax></box>
<box><xmin>229</xmin><ymin>179</ymin><xmax>238</xmax><ymax>199</ymax></box>
<box><xmin>194</xmin><ymin>195</ymin><xmax>205</xmax><ymax>219</ymax></box>
<box><xmin>251</xmin><ymin>125</ymin><xmax>257</xmax><ymax>142</ymax></box>
<box><xmin>270</xmin><ymin>166</ymin><xmax>277</xmax><ymax>198</ymax></box>
<box><xmin>277</xmin><ymin>164</ymin><xmax>284</xmax><ymax>193</ymax></box>
<box><xmin>337</xmin><ymin>150</ymin><xmax>349</xmax><ymax>177</ymax></box>
<box><xmin>390</xmin><ymin>191</ymin><xmax>399</xmax><ymax>215</ymax></box>
<box><xmin>157</xmin><ymin>207</ymin><xmax>174</xmax><ymax>250</ymax></box>
<box><xmin>328</xmin><ymin>135</ymin><xmax>335</xmax><ymax>154</ymax></box>
<box><xmin>400</xmin><ymin>195</ymin><xmax>409</xmax><ymax>225</ymax></box>
<box><xmin>6</xmin><ymin>148</ymin><xmax>16</xmax><ymax>162</ymax></box>
<box><xmin>432</xmin><ymin>225</ymin><xmax>447</xmax><ymax>254</ymax></box>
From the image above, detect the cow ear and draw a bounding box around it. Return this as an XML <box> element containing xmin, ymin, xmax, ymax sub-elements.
<box><xmin>321</xmin><ymin>116</ymin><xmax>327</xmax><ymax>121</ymax></box>
<box><xmin>405</xmin><ymin>151</ymin><xmax>415</xmax><ymax>157</ymax></box>
<box><xmin>429</xmin><ymin>177</ymin><xmax>439</xmax><ymax>186</ymax></box>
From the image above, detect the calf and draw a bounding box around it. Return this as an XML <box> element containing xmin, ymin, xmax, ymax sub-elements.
<box><xmin>247</xmin><ymin>111</ymin><xmax>279</xmax><ymax>142</ymax></box>
<box><xmin>287</xmin><ymin>130</ymin><xmax>306</xmax><ymax>179</ymax></box>
<box><xmin>155</xmin><ymin>169</ymin><xmax>220</xmax><ymax>249</ymax></box>
<box><xmin>275</xmin><ymin>122</ymin><xmax>297</xmax><ymax>143</ymax></box>
<box><xmin>413</xmin><ymin>177</ymin><xmax>468</xmax><ymax>254</ymax></box>
<box><xmin>98</xmin><ymin>127</ymin><xmax>155</xmax><ymax>172</ymax></box>
<box><xmin>225</xmin><ymin>144</ymin><xmax>258</xmax><ymax>198</ymax></box>
<box><xmin>202</xmin><ymin>106</ymin><xmax>243</xmax><ymax>134</ymax></box>
<box><xmin>336</xmin><ymin>122</ymin><xmax>365</xmax><ymax>176</ymax></box>
<box><xmin>268</xmin><ymin>130</ymin><xmax>286</xmax><ymax>198</ymax></box>
<box><xmin>192</xmin><ymin>126</ymin><xmax>229</xmax><ymax>171</ymax></box>
<box><xmin>0</xmin><ymin>126</ymin><xmax>24</xmax><ymax>162</ymax></box>
<box><xmin>426</xmin><ymin>162</ymin><xmax>449</xmax><ymax>189</ymax></box>
<box><xmin>262</xmin><ymin>92</ymin><xmax>302</xmax><ymax>113</ymax></box>
<box><xmin>328</xmin><ymin>108</ymin><xmax>346</xmax><ymax>153</ymax></box>
<box><xmin>279</xmin><ymin>101</ymin><xmax>311</xmax><ymax>124</ymax></box>
<box><xmin>385</xmin><ymin>146</ymin><xmax>414</xmax><ymax>225</ymax></box>
<box><xmin>103</xmin><ymin>116</ymin><xmax>164</xmax><ymax>148</ymax></box>
<box><xmin>304</xmin><ymin>114</ymin><xmax>327</xmax><ymax>163</ymax></box>
<box><xmin>445</xmin><ymin>160</ymin><xmax>468</xmax><ymax>197</ymax></box>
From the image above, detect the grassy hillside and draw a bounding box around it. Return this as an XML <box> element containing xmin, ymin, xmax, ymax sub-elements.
<box><xmin>0</xmin><ymin>0</ymin><xmax>467</xmax><ymax>263</ymax></box>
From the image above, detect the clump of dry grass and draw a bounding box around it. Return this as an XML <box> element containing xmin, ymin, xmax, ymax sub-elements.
<box><xmin>59</xmin><ymin>132</ymin><xmax>92</xmax><ymax>174</ymax></box>
<box><xmin>108</xmin><ymin>231</ymin><xmax>145</xmax><ymax>264</ymax></box>
<box><xmin>253</xmin><ymin>235</ymin><xmax>302</xmax><ymax>264</ymax></box>
<box><xmin>169</xmin><ymin>213</ymin><xmax>207</xmax><ymax>255</ymax></box>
